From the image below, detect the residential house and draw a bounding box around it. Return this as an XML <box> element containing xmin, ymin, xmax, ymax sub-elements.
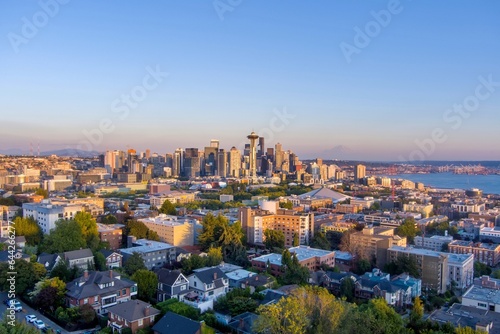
<box><xmin>37</xmin><ymin>252</ymin><xmax>62</xmax><ymax>272</ymax></box>
<box><xmin>152</xmin><ymin>312</ymin><xmax>202</xmax><ymax>334</ymax></box>
<box><xmin>156</xmin><ymin>269</ymin><xmax>190</xmax><ymax>302</ymax></box>
<box><xmin>64</xmin><ymin>248</ymin><xmax>94</xmax><ymax>270</ymax></box>
<box><xmin>107</xmin><ymin>300</ymin><xmax>160</xmax><ymax>334</ymax></box>
<box><xmin>228</xmin><ymin>312</ymin><xmax>259</xmax><ymax>334</ymax></box>
<box><xmin>100</xmin><ymin>249</ymin><xmax>123</xmax><ymax>269</ymax></box>
<box><xmin>188</xmin><ymin>267</ymin><xmax>229</xmax><ymax>301</ymax></box>
<box><xmin>66</xmin><ymin>270</ymin><xmax>138</xmax><ymax>314</ymax></box>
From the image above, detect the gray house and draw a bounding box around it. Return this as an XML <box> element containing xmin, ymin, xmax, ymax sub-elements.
<box><xmin>64</xmin><ymin>248</ymin><xmax>94</xmax><ymax>270</ymax></box>
<box><xmin>156</xmin><ymin>269</ymin><xmax>190</xmax><ymax>302</ymax></box>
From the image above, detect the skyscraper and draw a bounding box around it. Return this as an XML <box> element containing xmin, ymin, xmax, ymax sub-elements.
<box><xmin>229</xmin><ymin>147</ymin><xmax>241</xmax><ymax>177</ymax></box>
<box><xmin>355</xmin><ymin>164</ymin><xmax>366</xmax><ymax>183</ymax></box>
<box><xmin>275</xmin><ymin>143</ymin><xmax>283</xmax><ymax>171</ymax></box>
<box><xmin>217</xmin><ymin>149</ymin><xmax>227</xmax><ymax>177</ymax></box>
<box><xmin>258</xmin><ymin>137</ymin><xmax>265</xmax><ymax>157</ymax></box>
<box><xmin>247</xmin><ymin>131</ymin><xmax>259</xmax><ymax>178</ymax></box>
<box><xmin>173</xmin><ymin>148</ymin><xmax>183</xmax><ymax>177</ymax></box>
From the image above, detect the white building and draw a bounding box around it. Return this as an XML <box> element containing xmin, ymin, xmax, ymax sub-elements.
<box><xmin>414</xmin><ymin>234</ymin><xmax>454</xmax><ymax>252</ymax></box>
<box><xmin>23</xmin><ymin>200</ymin><xmax>82</xmax><ymax>234</ymax></box>
<box><xmin>451</xmin><ymin>202</ymin><xmax>486</xmax><ymax>213</ymax></box>
<box><xmin>447</xmin><ymin>253</ymin><xmax>474</xmax><ymax>290</ymax></box>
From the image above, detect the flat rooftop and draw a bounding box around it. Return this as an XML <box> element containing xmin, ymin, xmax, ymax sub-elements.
<box><xmin>119</xmin><ymin>239</ymin><xmax>174</xmax><ymax>255</ymax></box>
<box><xmin>388</xmin><ymin>246</ymin><xmax>443</xmax><ymax>258</ymax></box>
<box><xmin>253</xmin><ymin>246</ymin><xmax>335</xmax><ymax>266</ymax></box>
<box><xmin>464</xmin><ymin>285</ymin><xmax>500</xmax><ymax>305</ymax></box>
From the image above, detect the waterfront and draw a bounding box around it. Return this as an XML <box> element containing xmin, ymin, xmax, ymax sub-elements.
<box><xmin>379</xmin><ymin>172</ymin><xmax>500</xmax><ymax>195</ymax></box>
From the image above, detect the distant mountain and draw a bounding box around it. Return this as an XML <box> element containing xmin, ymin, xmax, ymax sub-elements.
<box><xmin>0</xmin><ymin>148</ymin><xmax>101</xmax><ymax>157</ymax></box>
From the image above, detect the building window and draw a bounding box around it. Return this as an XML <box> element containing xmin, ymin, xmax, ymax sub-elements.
<box><xmin>83</xmin><ymin>298</ymin><xmax>88</xmax><ymax>304</ymax></box>
<box><xmin>181</xmin><ymin>285</ymin><xmax>186</xmax><ymax>291</ymax></box>
<box><xmin>122</xmin><ymin>289</ymin><xmax>126</xmax><ymax>295</ymax></box>
<box><xmin>138</xmin><ymin>319</ymin><xmax>143</xmax><ymax>326</ymax></box>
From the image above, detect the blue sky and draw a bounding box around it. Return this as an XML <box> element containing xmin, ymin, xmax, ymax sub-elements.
<box><xmin>1</xmin><ymin>0</ymin><xmax>499</xmax><ymax>161</ymax></box>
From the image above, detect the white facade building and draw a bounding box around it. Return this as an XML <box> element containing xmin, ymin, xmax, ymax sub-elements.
<box><xmin>23</xmin><ymin>201</ymin><xmax>82</xmax><ymax>234</ymax></box>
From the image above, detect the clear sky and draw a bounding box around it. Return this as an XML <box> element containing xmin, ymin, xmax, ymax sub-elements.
<box><xmin>1</xmin><ymin>1</ymin><xmax>499</xmax><ymax>161</ymax></box>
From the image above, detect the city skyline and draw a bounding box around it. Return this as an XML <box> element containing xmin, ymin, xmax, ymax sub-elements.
<box><xmin>1</xmin><ymin>1</ymin><xmax>500</xmax><ymax>161</ymax></box>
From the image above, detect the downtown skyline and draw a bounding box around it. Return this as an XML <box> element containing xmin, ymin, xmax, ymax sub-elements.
<box><xmin>1</xmin><ymin>1</ymin><xmax>500</xmax><ymax>161</ymax></box>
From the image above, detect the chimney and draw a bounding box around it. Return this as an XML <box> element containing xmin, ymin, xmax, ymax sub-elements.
<box><xmin>109</xmin><ymin>269</ymin><xmax>113</xmax><ymax>279</ymax></box>
<box><xmin>144</xmin><ymin>306</ymin><xmax>150</xmax><ymax>317</ymax></box>
<box><xmin>84</xmin><ymin>270</ymin><xmax>89</xmax><ymax>280</ymax></box>
<box><xmin>239</xmin><ymin>318</ymin><xmax>244</xmax><ymax>329</ymax></box>
<box><xmin>213</xmin><ymin>272</ymin><xmax>217</xmax><ymax>280</ymax></box>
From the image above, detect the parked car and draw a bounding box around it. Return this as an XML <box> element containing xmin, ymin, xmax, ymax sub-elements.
<box><xmin>25</xmin><ymin>315</ymin><xmax>37</xmax><ymax>323</ymax></box>
<box><xmin>5</xmin><ymin>299</ymin><xmax>22</xmax><ymax>312</ymax></box>
<box><xmin>33</xmin><ymin>320</ymin><xmax>46</xmax><ymax>329</ymax></box>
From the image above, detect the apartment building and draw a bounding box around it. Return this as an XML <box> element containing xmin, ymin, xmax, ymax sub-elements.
<box><xmin>239</xmin><ymin>207</ymin><xmax>314</xmax><ymax>247</ymax></box>
<box><xmin>447</xmin><ymin>253</ymin><xmax>474</xmax><ymax>290</ymax></box>
<box><xmin>138</xmin><ymin>214</ymin><xmax>194</xmax><ymax>246</ymax></box>
<box><xmin>349</xmin><ymin>226</ymin><xmax>407</xmax><ymax>268</ymax></box>
<box><xmin>251</xmin><ymin>246</ymin><xmax>335</xmax><ymax>276</ymax></box>
<box><xmin>414</xmin><ymin>234</ymin><xmax>454</xmax><ymax>252</ymax></box>
<box><xmin>119</xmin><ymin>239</ymin><xmax>176</xmax><ymax>271</ymax></box>
<box><xmin>97</xmin><ymin>223</ymin><xmax>125</xmax><ymax>250</ymax></box>
<box><xmin>387</xmin><ymin>246</ymin><xmax>448</xmax><ymax>293</ymax></box>
<box><xmin>23</xmin><ymin>200</ymin><xmax>82</xmax><ymax>234</ymax></box>
<box><xmin>150</xmin><ymin>191</ymin><xmax>195</xmax><ymax>208</ymax></box>
<box><xmin>448</xmin><ymin>240</ymin><xmax>500</xmax><ymax>266</ymax></box>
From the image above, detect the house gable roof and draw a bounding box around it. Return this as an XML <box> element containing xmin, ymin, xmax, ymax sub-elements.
<box><xmin>152</xmin><ymin>312</ymin><xmax>200</xmax><ymax>334</ymax></box>
<box><xmin>107</xmin><ymin>300</ymin><xmax>160</xmax><ymax>322</ymax></box>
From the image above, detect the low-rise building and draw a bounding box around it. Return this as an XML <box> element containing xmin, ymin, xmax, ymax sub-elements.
<box><xmin>119</xmin><ymin>239</ymin><xmax>176</xmax><ymax>271</ymax></box>
<box><xmin>251</xmin><ymin>246</ymin><xmax>336</xmax><ymax>276</ymax></box>
<box><xmin>107</xmin><ymin>300</ymin><xmax>160</xmax><ymax>334</ymax></box>
<box><xmin>139</xmin><ymin>214</ymin><xmax>195</xmax><ymax>246</ymax></box>
<box><xmin>414</xmin><ymin>234</ymin><xmax>454</xmax><ymax>252</ymax></box>
<box><xmin>156</xmin><ymin>269</ymin><xmax>190</xmax><ymax>302</ymax></box>
<box><xmin>66</xmin><ymin>270</ymin><xmax>137</xmax><ymax>315</ymax></box>
<box><xmin>64</xmin><ymin>248</ymin><xmax>94</xmax><ymax>270</ymax></box>
<box><xmin>97</xmin><ymin>223</ymin><xmax>124</xmax><ymax>250</ymax></box>
<box><xmin>187</xmin><ymin>267</ymin><xmax>229</xmax><ymax>302</ymax></box>
<box><xmin>99</xmin><ymin>250</ymin><xmax>123</xmax><ymax>269</ymax></box>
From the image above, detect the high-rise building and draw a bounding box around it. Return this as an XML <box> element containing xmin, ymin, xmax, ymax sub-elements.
<box><xmin>210</xmin><ymin>139</ymin><xmax>220</xmax><ymax>149</ymax></box>
<box><xmin>355</xmin><ymin>164</ymin><xmax>366</xmax><ymax>183</ymax></box>
<box><xmin>204</xmin><ymin>146</ymin><xmax>218</xmax><ymax>176</ymax></box>
<box><xmin>183</xmin><ymin>148</ymin><xmax>200</xmax><ymax>178</ymax></box>
<box><xmin>247</xmin><ymin>131</ymin><xmax>259</xmax><ymax>178</ymax></box>
<box><xmin>173</xmin><ymin>148</ymin><xmax>183</xmax><ymax>177</ymax></box>
<box><xmin>275</xmin><ymin>143</ymin><xmax>283</xmax><ymax>171</ymax></box>
<box><xmin>229</xmin><ymin>147</ymin><xmax>241</xmax><ymax>177</ymax></box>
<box><xmin>258</xmin><ymin>137</ymin><xmax>265</xmax><ymax>157</ymax></box>
<box><xmin>145</xmin><ymin>149</ymin><xmax>151</xmax><ymax>160</ymax></box>
<box><xmin>217</xmin><ymin>149</ymin><xmax>227</xmax><ymax>177</ymax></box>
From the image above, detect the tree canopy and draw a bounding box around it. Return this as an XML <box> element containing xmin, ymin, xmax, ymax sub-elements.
<box><xmin>13</xmin><ymin>216</ymin><xmax>43</xmax><ymax>245</ymax></box>
<box><xmin>40</xmin><ymin>219</ymin><xmax>86</xmax><ymax>253</ymax></box>
<box><xmin>264</xmin><ymin>229</ymin><xmax>285</xmax><ymax>250</ymax></box>
<box><xmin>124</xmin><ymin>252</ymin><xmax>147</xmax><ymax>276</ymax></box>
<box><xmin>131</xmin><ymin>269</ymin><xmax>158</xmax><ymax>302</ymax></box>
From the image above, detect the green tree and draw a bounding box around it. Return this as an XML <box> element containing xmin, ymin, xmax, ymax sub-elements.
<box><xmin>35</xmin><ymin>188</ymin><xmax>49</xmax><ymax>199</ymax></box>
<box><xmin>156</xmin><ymin>299</ymin><xmax>201</xmax><ymax>320</ymax></box>
<box><xmin>310</xmin><ymin>232</ymin><xmax>331</xmax><ymax>250</ymax></box>
<box><xmin>94</xmin><ymin>251</ymin><xmax>107</xmax><ymax>271</ymax></box>
<box><xmin>474</xmin><ymin>261</ymin><xmax>492</xmax><ymax>277</ymax></box>
<box><xmin>101</xmin><ymin>214</ymin><xmax>118</xmax><ymax>225</ymax></box>
<box><xmin>253</xmin><ymin>286</ymin><xmax>350</xmax><ymax>334</ymax></box>
<box><xmin>409</xmin><ymin>296</ymin><xmax>424</xmax><ymax>330</ymax></box>
<box><xmin>132</xmin><ymin>269</ymin><xmax>158</xmax><ymax>302</ymax></box>
<box><xmin>0</xmin><ymin>260</ymin><xmax>46</xmax><ymax>297</ymax></box>
<box><xmin>264</xmin><ymin>229</ymin><xmax>285</xmax><ymax>250</ymax></box>
<box><xmin>126</xmin><ymin>220</ymin><xmax>159</xmax><ymax>241</ymax></box>
<box><xmin>279</xmin><ymin>201</ymin><xmax>293</xmax><ymax>209</ymax></box>
<box><xmin>281</xmin><ymin>251</ymin><xmax>310</xmax><ymax>285</ymax></box>
<box><xmin>395</xmin><ymin>218</ymin><xmax>417</xmax><ymax>243</ymax></box>
<box><xmin>206</xmin><ymin>247</ymin><xmax>223</xmax><ymax>267</ymax></box>
<box><xmin>339</xmin><ymin>277</ymin><xmax>355</xmax><ymax>302</ymax></box>
<box><xmin>41</xmin><ymin>219</ymin><xmax>86</xmax><ymax>253</ymax></box>
<box><xmin>74</xmin><ymin>211</ymin><xmax>99</xmax><ymax>246</ymax></box>
<box><xmin>292</xmin><ymin>232</ymin><xmax>300</xmax><ymax>247</ymax></box>
<box><xmin>12</xmin><ymin>216</ymin><xmax>43</xmax><ymax>245</ymax></box>
<box><xmin>181</xmin><ymin>254</ymin><xmax>207</xmax><ymax>275</ymax></box>
<box><xmin>159</xmin><ymin>200</ymin><xmax>177</xmax><ymax>215</ymax></box>
<box><xmin>50</xmin><ymin>260</ymin><xmax>72</xmax><ymax>282</ymax></box>
<box><xmin>124</xmin><ymin>252</ymin><xmax>147</xmax><ymax>276</ymax></box>
<box><xmin>0</xmin><ymin>315</ymin><xmax>40</xmax><ymax>334</ymax></box>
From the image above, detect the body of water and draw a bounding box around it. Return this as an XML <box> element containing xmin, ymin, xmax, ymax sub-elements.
<box><xmin>379</xmin><ymin>172</ymin><xmax>500</xmax><ymax>195</ymax></box>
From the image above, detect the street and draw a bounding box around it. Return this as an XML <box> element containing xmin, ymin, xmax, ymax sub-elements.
<box><xmin>0</xmin><ymin>291</ymin><xmax>68</xmax><ymax>333</ymax></box>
